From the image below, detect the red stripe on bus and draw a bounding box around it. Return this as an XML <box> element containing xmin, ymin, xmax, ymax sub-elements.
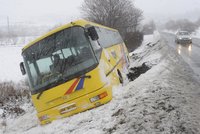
<box><xmin>65</xmin><ymin>78</ymin><xmax>80</xmax><ymax>95</ymax></box>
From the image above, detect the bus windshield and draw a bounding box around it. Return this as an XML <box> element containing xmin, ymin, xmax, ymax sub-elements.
<box><xmin>22</xmin><ymin>27</ymin><xmax>98</xmax><ymax>93</ymax></box>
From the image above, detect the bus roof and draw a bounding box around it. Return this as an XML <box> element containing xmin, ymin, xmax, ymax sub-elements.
<box><xmin>22</xmin><ymin>19</ymin><xmax>117</xmax><ymax>51</ymax></box>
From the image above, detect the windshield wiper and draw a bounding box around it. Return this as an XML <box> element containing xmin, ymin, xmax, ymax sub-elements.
<box><xmin>37</xmin><ymin>91</ymin><xmax>44</xmax><ymax>100</ymax></box>
<box><xmin>36</xmin><ymin>82</ymin><xmax>57</xmax><ymax>100</ymax></box>
<box><xmin>80</xmin><ymin>75</ymin><xmax>91</xmax><ymax>79</ymax></box>
<box><xmin>36</xmin><ymin>78</ymin><xmax>62</xmax><ymax>100</ymax></box>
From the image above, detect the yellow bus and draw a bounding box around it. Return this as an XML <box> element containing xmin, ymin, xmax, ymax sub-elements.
<box><xmin>20</xmin><ymin>20</ymin><xmax>130</xmax><ymax>125</ymax></box>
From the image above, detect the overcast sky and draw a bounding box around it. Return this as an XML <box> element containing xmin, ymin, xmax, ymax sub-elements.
<box><xmin>135</xmin><ymin>0</ymin><xmax>200</xmax><ymax>23</ymax></box>
<box><xmin>0</xmin><ymin>0</ymin><xmax>200</xmax><ymax>25</ymax></box>
<box><xmin>0</xmin><ymin>0</ymin><xmax>83</xmax><ymax>25</ymax></box>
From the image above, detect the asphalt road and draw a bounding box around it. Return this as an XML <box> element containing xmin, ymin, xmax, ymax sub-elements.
<box><xmin>161</xmin><ymin>32</ymin><xmax>200</xmax><ymax>77</ymax></box>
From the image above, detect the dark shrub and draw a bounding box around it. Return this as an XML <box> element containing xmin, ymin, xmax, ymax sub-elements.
<box><xmin>124</xmin><ymin>31</ymin><xmax>144</xmax><ymax>52</ymax></box>
<box><xmin>0</xmin><ymin>81</ymin><xmax>31</xmax><ymax>118</ymax></box>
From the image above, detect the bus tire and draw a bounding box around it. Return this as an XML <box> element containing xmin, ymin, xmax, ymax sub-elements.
<box><xmin>117</xmin><ymin>69</ymin><xmax>123</xmax><ymax>84</ymax></box>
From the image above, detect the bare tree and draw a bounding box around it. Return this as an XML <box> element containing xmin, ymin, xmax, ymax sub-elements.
<box><xmin>81</xmin><ymin>0</ymin><xmax>143</xmax><ymax>37</ymax></box>
<box><xmin>131</xmin><ymin>8</ymin><xmax>143</xmax><ymax>32</ymax></box>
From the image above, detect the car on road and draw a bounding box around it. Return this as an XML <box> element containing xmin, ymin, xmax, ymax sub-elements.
<box><xmin>175</xmin><ymin>31</ymin><xmax>192</xmax><ymax>44</ymax></box>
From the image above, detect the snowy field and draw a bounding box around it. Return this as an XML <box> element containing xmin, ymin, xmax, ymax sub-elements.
<box><xmin>1</xmin><ymin>33</ymin><xmax>200</xmax><ymax>133</ymax></box>
<box><xmin>0</xmin><ymin>45</ymin><xmax>24</xmax><ymax>82</ymax></box>
<box><xmin>0</xmin><ymin>36</ymin><xmax>36</xmax><ymax>46</ymax></box>
<box><xmin>0</xmin><ymin>36</ymin><xmax>37</xmax><ymax>82</ymax></box>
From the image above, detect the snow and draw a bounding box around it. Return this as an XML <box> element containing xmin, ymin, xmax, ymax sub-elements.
<box><xmin>0</xmin><ymin>36</ymin><xmax>36</xmax><ymax>46</ymax></box>
<box><xmin>193</xmin><ymin>27</ymin><xmax>200</xmax><ymax>38</ymax></box>
<box><xmin>1</xmin><ymin>32</ymin><xmax>200</xmax><ymax>133</ymax></box>
<box><xmin>162</xmin><ymin>29</ymin><xmax>176</xmax><ymax>35</ymax></box>
<box><xmin>0</xmin><ymin>45</ymin><xmax>25</xmax><ymax>82</ymax></box>
<box><xmin>0</xmin><ymin>36</ymin><xmax>37</xmax><ymax>82</ymax></box>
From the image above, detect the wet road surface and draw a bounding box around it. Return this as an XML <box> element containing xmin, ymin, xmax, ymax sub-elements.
<box><xmin>162</xmin><ymin>32</ymin><xmax>200</xmax><ymax>77</ymax></box>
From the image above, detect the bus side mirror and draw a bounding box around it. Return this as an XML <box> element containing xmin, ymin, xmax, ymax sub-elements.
<box><xmin>20</xmin><ymin>62</ymin><xmax>26</xmax><ymax>75</ymax></box>
<box><xmin>87</xmin><ymin>26</ymin><xmax>99</xmax><ymax>40</ymax></box>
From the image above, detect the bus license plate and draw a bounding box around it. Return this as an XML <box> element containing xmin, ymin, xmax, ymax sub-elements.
<box><xmin>60</xmin><ymin>103</ymin><xmax>77</xmax><ymax>114</ymax></box>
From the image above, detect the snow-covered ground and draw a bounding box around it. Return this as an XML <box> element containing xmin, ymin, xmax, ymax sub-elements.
<box><xmin>162</xmin><ymin>29</ymin><xmax>176</xmax><ymax>35</ymax></box>
<box><xmin>1</xmin><ymin>33</ymin><xmax>200</xmax><ymax>133</ymax></box>
<box><xmin>0</xmin><ymin>36</ymin><xmax>37</xmax><ymax>82</ymax></box>
<box><xmin>0</xmin><ymin>45</ymin><xmax>25</xmax><ymax>82</ymax></box>
<box><xmin>0</xmin><ymin>36</ymin><xmax>36</xmax><ymax>46</ymax></box>
<box><xmin>0</xmin><ymin>45</ymin><xmax>24</xmax><ymax>82</ymax></box>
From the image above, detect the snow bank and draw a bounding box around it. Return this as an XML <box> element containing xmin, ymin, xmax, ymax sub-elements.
<box><xmin>130</xmin><ymin>31</ymin><xmax>161</xmax><ymax>68</ymax></box>
<box><xmin>114</xmin><ymin>39</ymin><xmax>200</xmax><ymax>134</ymax></box>
<box><xmin>2</xmin><ymin>33</ymin><xmax>200</xmax><ymax>134</ymax></box>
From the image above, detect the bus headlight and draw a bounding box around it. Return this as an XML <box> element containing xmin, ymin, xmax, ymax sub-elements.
<box><xmin>90</xmin><ymin>96</ymin><xmax>100</xmax><ymax>102</ymax></box>
<box><xmin>90</xmin><ymin>92</ymin><xmax>108</xmax><ymax>103</ymax></box>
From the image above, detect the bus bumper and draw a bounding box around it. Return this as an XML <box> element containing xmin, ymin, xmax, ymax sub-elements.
<box><xmin>37</xmin><ymin>84</ymin><xmax>112</xmax><ymax>125</ymax></box>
